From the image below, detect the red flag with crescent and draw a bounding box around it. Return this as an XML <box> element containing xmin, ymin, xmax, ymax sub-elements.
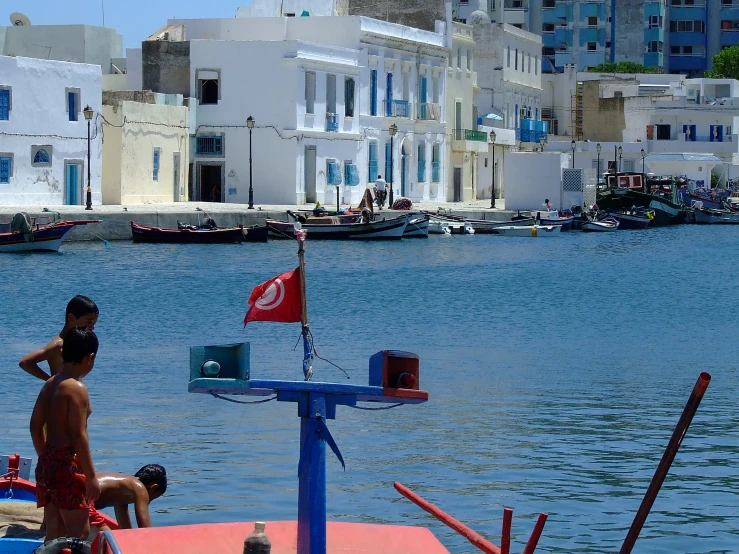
<box><xmin>244</xmin><ymin>268</ymin><xmax>302</xmax><ymax>326</ymax></box>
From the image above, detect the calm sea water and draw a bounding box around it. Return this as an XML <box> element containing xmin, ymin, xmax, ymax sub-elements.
<box><xmin>2</xmin><ymin>227</ymin><xmax>738</xmax><ymax>553</ymax></box>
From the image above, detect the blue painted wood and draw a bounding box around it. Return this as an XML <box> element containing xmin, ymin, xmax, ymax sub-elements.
<box><xmin>68</xmin><ymin>92</ymin><xmax>77</xmax><ymax>121</ymax></box>
<box><xmin>386</xmin><ymin>73</ymin><xmax>393</xmax><ymax>116</ymax></box>
<box><xmin>298</xmin><ymin>393</ymin><xmax>327</xmax><ymax>554</ymax></box>
<box><xmin>66</xmin><ymin>164</ymin><xmax>79</xmax><ymax>205</ymax></box>
<box><xmin>0</xmin><ymin>90</ymin><xmax>9</xmax><ymax>120</ymax></box>
<box><xmin>0</xmin><ymin>157</ymin><xmax>10</xmax><ymax>184</ymax></box>
<box><xmin>370</xmin><ymin>70</ymin><xmax>378</xmax><ymax>116</ymax></box>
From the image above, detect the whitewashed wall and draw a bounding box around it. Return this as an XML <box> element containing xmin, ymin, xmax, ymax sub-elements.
<box><xmin>0</xmin><ymin>55</ymin><xmax>102</xmax><ymax>206</ymax></box>
<box><xmin>505</xmin><ymin>152</ymin><xmax>569</xmax><ymax>211</ymax></box>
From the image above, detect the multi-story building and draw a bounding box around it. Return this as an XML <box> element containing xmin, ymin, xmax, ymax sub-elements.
<box><xmin>0</xmin><ymin>55</ymin><xmax>103</xmax><ymax>206</ymax></box>
<box><xmin>455</xmin><ymin>0</ymin><xmax>532</xmax><ymax>31</ymax></box>
<box><xmin>132</xmin><ymin>13</ymin><xmax>449</xmax><ymax>206</ymax></box>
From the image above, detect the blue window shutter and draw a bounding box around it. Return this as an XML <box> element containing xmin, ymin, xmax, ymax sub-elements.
<box><xmin>0</xmin><ymin>157</ymin><xmax>10</xmax><ymax>183</ymax></box>
<box><xmin>153</xmin><ymin>150</ymin><xmax>160</xmax><ymax>181</ymax></box>
<box><xmin>386</xmin><ymin>73</ymin><xmax>393</xmax><ymax>116</ymax></box>
<box><xmin>0</xmin><ymin>90</ymin><xmax>9</xmax><ymax>120</ymax></box>
<box><xmin>370</xmin><ymin>70</ymin><xmax>377</xmax><ymax>116</ymax></box>
<box><xmin>419</xmin><ymin>77</ymin><xmax>427</xmax><ymax>104</ymax></box>
<box><xmin>385</xmin><ymin>142</ymin><xmax>392</xmax><ymax>180</ymax></box>
<box><xmin>68</xmin><ymin>92</ymin><xmax>76</xmax><ymax>121</ymax></box>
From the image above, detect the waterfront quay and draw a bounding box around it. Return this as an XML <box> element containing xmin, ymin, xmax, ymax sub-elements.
<box><xmin>0</xmin><ymin>200</ymin><xmax>516</xmax><ymax>241</ymax></box>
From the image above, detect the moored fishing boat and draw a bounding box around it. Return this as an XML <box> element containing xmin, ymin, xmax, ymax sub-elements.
<box><xmin>606</xmin><ymin>209</ymin><xmax>654</xmax><ymax>230</ymax></box>
<box><xmin>266</xmin><ymin>215</ymin><xmax>408</xmax><ymax>240</ymax></box>
<box><xmin>694</xmin><ymin>207</ymin><xmax>739</xmax><ymax>224</ymax></box>
<box><xmin>597</xmin><ymin>188</ymin><xmax>687</xmax><ymax>227</ymax></box>
<box><xmin>536</xmin><ymin>211</ymin><xmax>574</xmax><ymax>231</ymax></box>
<box><xmin>403</xmin><ymin>214</ymin><xmax>430</xmax><ymax>238</ymax></box>
<box><xmin>428</xmin><ymin>220</ymin><xmax>451</xmax><ymax>235</ymax></box>
<box><xmin>0</xmin><ymin>214</ymin><xmax>99</xmax><ymax>253</ymax></box>
<box><xmin>130</xmin><ymin>221</ymin><xmax>257</xmax><ymax>244</ymax></box>
<box><xmin>424</xmin><ymin>212</ymin><xmax>534</xmax><ymax>233</ymax></box>
<box><xmin>582</xmin><ymin>217</ymin><xmax>619</xmax><ymax>232</ymax></box>
<box><xmin>493</xmin><ymin>225</ymin><xmax>561</xmax><ymax>237</ymax></box>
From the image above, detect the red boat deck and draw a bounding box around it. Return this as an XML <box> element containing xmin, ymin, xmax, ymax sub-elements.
<box><xmin>102</xmin><ymin>521</ymin><xmax>450</xmax><ymax>554</ymax></box>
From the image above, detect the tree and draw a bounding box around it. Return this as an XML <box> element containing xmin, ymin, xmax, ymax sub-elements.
<box><xmin>587</xmin><ymin>62</ymin><xmax>660</xmax><ymax>74</ymax></box>
<box><xmin>705</xmin><ymin>46</ymin><xmax>739</xmax><ymax>79</ymax></box>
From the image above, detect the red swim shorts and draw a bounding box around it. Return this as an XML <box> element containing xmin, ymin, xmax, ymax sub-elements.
<box><xmin>35</xmin><ymin>445</ymin><xmax>89</xmax><ymax>510</ymax></box>
<box><xmin>88</xmin><ymin>502</ymin><xmax>108</xmax><ymax>527</ymax></box>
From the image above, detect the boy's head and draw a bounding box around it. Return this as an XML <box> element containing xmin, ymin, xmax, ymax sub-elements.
<box><xmin>61</xmin><ymin>327</ymin><xmax>98</xmax><ymax>374</ymax></box>
<box><xmin>65</xmin><ymin>295</ymin><xmax>99</xmax><ymax>330</ymax></box>
<box><xmin>135</xmin><ymin>464</ymin><xmax>167</xmax><ymax>502</ymax></box>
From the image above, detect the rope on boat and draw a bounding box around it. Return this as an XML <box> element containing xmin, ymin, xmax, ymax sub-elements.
<box><xmin>210</xmin><ymin>393</ymin><xmax>277</xmax><ymax>405</ymax></box>
<box><xmin>349</xmin><ymin>402</ymin><xmax>405</xmax><ymax>411</ymax></box>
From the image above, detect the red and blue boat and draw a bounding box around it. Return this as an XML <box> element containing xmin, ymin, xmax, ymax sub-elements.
<box><xmin>0</xmin><ymin>215</ymin><xmax>99</xmax><ymax>253</ymax></box>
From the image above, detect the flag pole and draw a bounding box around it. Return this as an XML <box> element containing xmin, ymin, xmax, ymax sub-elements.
<box><xmin>295</xmin><ymin>224</ymin><xmax>313</xmax><ymax>381</ymax></box>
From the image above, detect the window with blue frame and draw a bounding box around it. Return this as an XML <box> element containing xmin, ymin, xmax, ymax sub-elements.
<box><xmin>0</xmin><ymin>156</ymin><xmax>11</xmax><ymax>184</ymax></box>
<box><xmin>432</xmin><ymin>143</ymin><xmax>440</xmax><ymax>183</ymax></box>
<box><xmin>327</xmin><ymin>161</ymin><xmax>343</xmax><ymax>185</ymax></box>
<box><xmin>368</xmin><ymin>141</ymin><xmax>378</xmax><ymax>181</ymax></box>
<box><xmin>417</xmin><ymin>142</ymin><xmax>426</xmax><ymax>182</ymax></box>
<box><xmin>153</xmin><ymin>149</ymin><xmax>160</xmax><ymax>181</ymax></box>
<box><xmin>344</xmin><ymin>163</ymin><xmax>360</xmax><ymax>186</ymax></box>
<box><xmin>370</xmin><ymin>70</ymin><xmax>378</xmax><ymax>116</ymax></box>
<box><xmin>68</xmin><ymin>91</ymin><xmax>79</xmax><ymax>121</ymax></box>
<box><xmin>33</xmin><ymin>149</ymin><xmax>51</xmax><ymax>165</ymax></box>
<box><xmin>196</xmin><ymin>136</ymin><xmax>223</xmax><ymax>155</ymax></box>
<box><xmin>0</xmin><ymin>89</ymin><xmax>10</xmax><ymax>120</ymax></box>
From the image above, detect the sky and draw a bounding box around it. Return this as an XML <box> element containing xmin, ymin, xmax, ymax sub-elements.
<box><xmin>5</xmin><ymin>0</ymin><xmax>253</xmax><ymax>50</ymax></box>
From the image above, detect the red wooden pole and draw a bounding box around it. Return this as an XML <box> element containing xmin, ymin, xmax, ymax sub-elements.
<box><xmin>522</xmin><ymin>513</ymin><xmax>548</xmax><ymax>554</ymax></box>
<box><xmin>501</xmin><ymin>508</ymin><xmax>512</xmax><ymax>554</ymax></box>
<box><xmin>394</xmin><ymin>482</ymin><xmax>502</xmax><ymax>554</ymax></box>
<box><xmin>619</xmin><ymin>372</ymin><xmax>711</xmax><ymax>554</ymax></box>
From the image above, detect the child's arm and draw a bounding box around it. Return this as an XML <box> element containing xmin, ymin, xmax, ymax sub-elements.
<box><xmin>19</xmin><ymin>341</ymin><xmax>58</xmax><ymax>381</ymax></box>
<box><xmin>68</xmin><ymin>382</ymin><xmax>100</xmax><ymax>500</ymax></box>
<box><xmin>29</xmin><ymin>384</ymin><xmax>48</xmax><ymax>456</ymax></box>
<box><xmin>114</xmin><ymin>505</ymin><xmax>134</xmax><ymax>530</ymax></box>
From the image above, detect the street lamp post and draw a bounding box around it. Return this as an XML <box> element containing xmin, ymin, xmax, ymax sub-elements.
<box><xmin>596</xmin><ymin>143</ymin><xmax>602</xmax><ymax>184</ymax></box>
<box><xmin>571</xmin><ymin>139</ymin><xmax>576</xmax><ymax>168</ymax></box>
<box><xmin>618</xmin><ymin>145</ymin><xmax>623</xmax><ymax>173</ymax></box>
<box><xmin>641</xmin><ymin>148</ymin><xmax>646</xmax><ymax>174</ymax></box>
<box><xmin>490</xmin><ymin>130</ymin><xmax>497</xmax><ymax>209</ymax></box>
<box><xmin>539</xmin><ymin>135</ymin><xmax>546</xmax><ymax>152</ymax></box>
<box><xmin>247</xmin><ymin>116</ymin><xmax>255</xmax><ymax>209</ymax></box>
<box><xmin>83</xmin><ymin>105</ymin><xmax>93</xmax><ymax>210</ymax></box>
<box><xmin>389</xmin><ymin>123</ymin><xmax>398</xmax><ymax>207</ymax></box>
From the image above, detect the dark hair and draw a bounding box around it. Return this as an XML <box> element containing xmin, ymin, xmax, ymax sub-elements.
<box><xmin>135</xmin><ymin>464</ymin><xmax>167</xmax><ymax>494</ymax></box>
<box><xmin>66</xmin><ymin>295</ymin><xmax>99</xmax><ymax>321</ymax></box>
<box><xmin>62</xmin><ymin>327</ymin><xmax>99</xmax><ymax>363</ymax></box>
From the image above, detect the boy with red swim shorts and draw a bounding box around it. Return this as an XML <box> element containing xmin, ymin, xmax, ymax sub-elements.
<box><xmin>30</xmin><ymin>327</ymin><xmax>101</xmax><ymax>541</ymax></box>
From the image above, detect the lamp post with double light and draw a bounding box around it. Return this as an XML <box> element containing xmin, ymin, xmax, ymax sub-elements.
<box><xmin>571</xmin><ymin>139</ymin><xmax>576</xmax><ymax>168</ymax></box>
<box><xmin>247</xmin><ymin>116</ymin><xmax>255</xmax><ymax>209</ymax></box>
<box><xmin>490</xmin><ymin>130</ymin><xmax>497</xmax><ymax>208</ymax></box>
<box><xmin>389</xmin><ymin>123</ymin><xmax>398</xmax><ymax>207</ymax></box>
<box><xmin>83</xmin><ymin>105</ymin><xmax>93</xmax><ymax>210</ymax></box>
<box><xmin>618</xmin><ymin>145</ymin><xmax>623</xmax><ymax>173</ymax></box>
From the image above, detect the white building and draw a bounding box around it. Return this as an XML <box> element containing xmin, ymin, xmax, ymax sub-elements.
<box><xmin>101</xmin><ymin>91</ymin><xmax>190</xmax><ymax>205</ymax></box>
<box><xmin>135</xmin><ymin>13</ymin><xmax>449</xmax><ymax>206</ymax></box>
<box><xmin>0</xmin><ymin>55</ymin><xmax>102</xmax><ymax>206</ymax></box>
<box><xmin>454</xmin><ymin>0</ymin><xmax>532</xmax><ymax>31</ymax></box>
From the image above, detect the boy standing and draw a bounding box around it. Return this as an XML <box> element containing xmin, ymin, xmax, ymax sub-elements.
<box><xmin>30</xmin><ymin>327</ymin><xmax>101</xmax><ymax>541</ymax></box>
<box><xmin>20</xmin><ymin>295</ymin><xmax>99</xmax><ymax>381</ymax></box>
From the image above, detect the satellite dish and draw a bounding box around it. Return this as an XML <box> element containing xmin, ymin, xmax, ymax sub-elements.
<box><xmin>10</xmin><ymin>12</ymin><xmax>31</xmax><ymax>26</ymax></box>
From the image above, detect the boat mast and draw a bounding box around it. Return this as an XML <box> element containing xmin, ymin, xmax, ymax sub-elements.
<box><xmin>296</xmin><ymin>224</ymin><xmax>313</xmax><ymax>381</ymax></box>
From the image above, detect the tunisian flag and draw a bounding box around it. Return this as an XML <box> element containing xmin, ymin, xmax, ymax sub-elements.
<box><xmin>244</xmin><ymin>268</ymin><xmax>303</xmax><ymax>326</ymax></box>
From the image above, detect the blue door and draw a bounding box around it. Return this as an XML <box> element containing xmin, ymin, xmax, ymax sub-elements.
<box><xmin>401</xmin><ymin>144</ymin><xmax>407</xmax><ymax>196</ymax></box>
<box><xmin>66</xmin><ymin>163</ymin><xmax>80</xmax><ymax>205</ymax></box>
<box><xmin>386</xmin><ymin>73</ymin><xmax>393</xmax><ymax>116</ymax></box>
<box><xmin>370</xmin><ymin>70</ymin><xmax>378</xmax><ymax>116</ymax></box>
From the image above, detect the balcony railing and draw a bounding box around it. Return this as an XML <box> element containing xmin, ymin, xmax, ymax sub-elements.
<box><xmin>432</xmin><ymin>161</ymin><xmax>440</xmax><ymax>183</ymax></box>
<box><xmin>454</xmin><ymin>129</ymin><xmax>488</xmax><ymax>141</ymax></box>
<box><xmin>368</xmin><ymin>160</ymin><xmax>378</xmax><ymax>181</ymax></box>
<box><xmin>689</xmin><ymin>135</ymin><xmax>733</xmax><ymax>142</ymax></box>
<box><xmin>383</xmin><ymin>100</ymin><xmax>411</xmax><ymax>118</ymax></box>
<box><xmin>417</xmin><ymin>160</ymin><xmax>426</xmax><ymax>182</ymax></box>
<box><xmin>417</xmin><ymin>102</ymin><xmax>442</xmax><ymax>121</ymax></box>
<box><xmin>326</xmin><ymin>113</ymin><xmax>339</xmax><ymax>132</ymax></box>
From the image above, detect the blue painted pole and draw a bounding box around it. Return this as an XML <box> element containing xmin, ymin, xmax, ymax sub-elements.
<box><xmin>297</xmin><ymin>392</ymin><xmax>327</xmax><ymax>554</ymax></box>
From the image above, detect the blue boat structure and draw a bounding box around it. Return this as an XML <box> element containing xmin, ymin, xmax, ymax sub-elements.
<box><xmin>0</xmin><ymin>214</ymin><xmax>99</xmax><ymax>253</ymax></box>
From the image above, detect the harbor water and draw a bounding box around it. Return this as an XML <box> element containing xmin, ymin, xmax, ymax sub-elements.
<box><xmin>2</xmin><ymin>227</ymin><xmax>738</xmax><ymax>553</ymax></box>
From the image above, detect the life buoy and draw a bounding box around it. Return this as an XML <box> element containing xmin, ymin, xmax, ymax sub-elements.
<box><xmin>32</xmin><ymin>537</ymin><xmax>92</xmax><ymax>554</ymax></box>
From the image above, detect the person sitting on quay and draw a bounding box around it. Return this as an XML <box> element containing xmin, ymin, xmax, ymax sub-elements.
<box><xmin>88</xmin><ymin>464</ymin><xmax>167</xmax><ymax>541</ymax></box>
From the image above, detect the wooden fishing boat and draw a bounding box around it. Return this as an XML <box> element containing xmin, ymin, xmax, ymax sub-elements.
<box><xmin>536</xmin><ymin>211</ymin><xmax>574</xmax><ymax>231</ymax></box>
<box><xmin>597</xmin><ymin>188</ymin><xmax>687</xmax><ymax>227</ymax></box>
<box><xmin>130</xmin><ymin>222</ymin><xmax>266</xmax><ymax>244</ymax></box>
<box><xmin>694</xmin><ymin>207</ymin><xmax>739</xmax><ymax>224</ymax></box>
<box><xmin>403</xmin><ymin>214</ymin><xmax>430</xmax><ymax>238</ymax></box>
<box><xmin>582</xmin><ymin>217</ymin><xmax>619</xmax><ymax>232</ymax></box>
<box><xmin>428</xmin><ymin>220</ymin><xmax>451</xmax><ymax>235</ymax></box>
<box><xmin>424</xmin><ymin>212</ymin><xmax>533</xmax><ymax>233</ymax></box>
<box><xmin>605</xmin><ymin>209</ymin><xmax>654</xmax><ymax>230</ymax></box>
<box><xmin>0</xmin><ymin>216</ymin><xmax>99</xmax><ymax>253</ymax></box>
<box><xmin>266</xmin><ymin>215</ymin><xmax>408</xmax><ymax>240</ymax></box>
<box><xmin>492</xmin><ymin>225</ymin><xmax>561</xmax><ymax>237</ymax></box>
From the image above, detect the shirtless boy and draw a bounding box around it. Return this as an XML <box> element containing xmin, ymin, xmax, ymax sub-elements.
<box><xmin>88</xmin><ymin>464</ymin><xmax>167</xmax><ymax>539</ymax></box>
<box><xmin>30</xmin><ymin>327</ymin><xmax>101</xmax><ymax>541</ymax></box>
<box><xmin>20</xmin><ymin>295</ymin><xmax>99</xmax><ymax>381</ymax></box>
